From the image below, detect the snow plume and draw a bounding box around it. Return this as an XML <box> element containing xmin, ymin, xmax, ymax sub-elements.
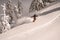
<box><xmin>16</xmin><ymin>17</ymin><xmax>34</xmax><ymax>26</ymax></box>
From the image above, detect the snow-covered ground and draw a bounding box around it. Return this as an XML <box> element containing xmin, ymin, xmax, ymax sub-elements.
<box><xmin>0</xmin><ymin>2</ymin><xmax>60</xmax><ymax>40</ymax></box>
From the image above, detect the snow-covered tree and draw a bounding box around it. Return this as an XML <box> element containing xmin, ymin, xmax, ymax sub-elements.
<box><xmin>29</xmin><ymin>0</ymin><xmax>45</xmax><ymax>12</ymax></box>
<box><xmin>5</xmin><ymin>0</ymin><xmax>17</xmax><ymax>24</ymax></box>
<box><xmin>29</xmin><ymin>0</ymin><xmax>55</xmax><ymax>12</ymax></box>
<box><xmin>12</xmin><ymin>0</ymin><xmax>23</xmax><ymax>19</ymax></box>
<box><xmin>42</xmin><ymin>0</ymin><xmax>55</xmax><ymax>6</ymax></box>
<box><xmin>17</xmin><ymin>0</ymin><xmax>23</xmax><ymax>18</ymax></box>
<box><xmin>1</xmin><ymin>3</ymin><xmax>11</xmax><ymax>32</ymax></box>
<box><xmin>0</xmin><ymin>15</ymin><xmax>4</xmax><ymax>33</ymax></box>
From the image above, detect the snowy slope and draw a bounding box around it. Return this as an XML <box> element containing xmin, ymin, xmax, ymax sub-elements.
<box><xmin>0</xmin><ymin>2</ymin><xmax>60</xmax><ymax>40</ymax></box>
<box><xmin>16</xmin><ymin>2</ymin><xmax>60</xmax><ymax>26</ymax></box>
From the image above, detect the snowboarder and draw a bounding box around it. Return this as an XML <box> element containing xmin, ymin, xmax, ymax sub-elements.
<box><xmin>31</xmin><ymin>14</ymin><xmax>38</xmax><ymax>22</ymax></box>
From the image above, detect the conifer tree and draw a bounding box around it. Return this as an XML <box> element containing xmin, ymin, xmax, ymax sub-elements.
<box><xmin>29</xmin><ymin>0</ymin><xmax>45</xmax><ymax>12</ymax></box>
<box><xmin>17</xmin><ymin>0</ymin><xmax>23</xmax><ymax>14</ymax></box>
<box><xmin>17</xmin><ymin>0</ymin><xmax>23</xmax><ymax>18</ymax></box>
<box><xmin>42</xmin><ymin>0</ymin><xmax>55</xmax><ymax>6</ymax></box>
<box><xmin>6</xmin><ymin>0</ymin><xmax>17</xmax><ymax>24</ymax></box>
<box><xmin>1</xmin><ymin>3</ymin><xmax>11</xmax><ymax>32</ymax></box>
